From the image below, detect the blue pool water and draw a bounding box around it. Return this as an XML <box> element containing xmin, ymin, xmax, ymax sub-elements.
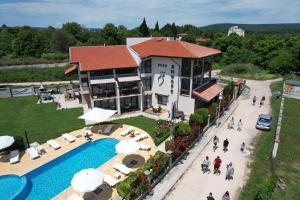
<box><xmin>0</xmin><ymin>175</ymin><xmax>27</xmax><ymax>200</ymax></box>
<box><xmin>21</xmin><ymin>138</ymin><xmax>118</xmax><ymax>200</ymax></box>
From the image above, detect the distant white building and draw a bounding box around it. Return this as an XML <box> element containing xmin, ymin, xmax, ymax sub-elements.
<box><xmin>228</xmin><ymin>26</ymin><xmax>245</xmax><ymax>37</ymax></box>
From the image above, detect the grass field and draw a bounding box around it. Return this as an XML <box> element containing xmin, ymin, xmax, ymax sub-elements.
<box><xmin>239</xmin><ymin>81</ymin><xmax>300</xmax><ymax>199</ymax></box>
<box><xmin>0</xmin><ymin>65</ymin><xmax>78</xmax><ymax>83</ymax></box>
<box><xmin>220</xmin><ymin>63</ymin><xmax>280</xmax><ymax>80</ymax></box>
<box><xmin>271</xmin><ymin>97</ymin><xmax>300</xmax><ymax>199</ymax></box>
<box><xmin>0</xmin><ymin>96</ymin><xmax>84</xmax><ymax>145</ymax></box>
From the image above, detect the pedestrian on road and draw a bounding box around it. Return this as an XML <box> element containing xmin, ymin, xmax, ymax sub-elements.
<box><xmin>213</xmin><ymin>156</ymin><xmax>222</xmax><ymax>174</ymax></box>
<box><xmin>207</xmin><ymin>192</ymin><xmax>215</xmax><ymax>200</ymax></box>
<box><xmin>225</xmin><ymin>162</ymin><xmax>234</xmax><ymax>180</ymax></box>
<box><xmin>223</xmin><ymin>139</ymin><xmax>229</xmax><ymax>152</ymax></box>
<box><xmin>222</xmin><ymin>191</ymin><xmax>230</xmax><ymax>200</ymax></box>
<box><xmin>252</xmin><ymin>95</ymin><xmax>257</xmax><ymax>105</ymax></box>
<box><xmin>213</xmin><ymin>135</ymin><xmax>219</xmax><ymax>151</ymax></box>
<box><xmin>201</xmin><ymin>156</ymin><xmax>211</xmax><ymax>173</ymax></box>
<box><xmin>228</xmin><ymin>117</ymin><xmax>235</xmax><ymax>129</ymax></box>
<box><xmin>240</xmin><ymin>142</ymin><xmax>246</xmax><ymax>152</ymax></box>
<box><xmin>238</xmin><ymin>119</ymin><xmax>243</xmax><ymax>131</ymax></box>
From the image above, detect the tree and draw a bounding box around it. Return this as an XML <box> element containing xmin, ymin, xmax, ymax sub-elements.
<box><xmin>101</xmin><ymin>23</ymin><xmax>121</xmax><ymax>45</ymax></box>
<box><xmin>0</xmin><ymin>28</ymin><xmax>13</xmax><ymax>55</ymax></box>
<box><xmin>171</xmin><ymin>22</ymin><xmax>177</xmax><ymax>37</ymax></box>
<box><xmin>175</xmin><ymin>122</ymin><xmax>191</xmax><ymax>136</ymax></box>
<box><xmin>62</xmin><ymin>22</ymin><xmax>82</xmax><ymax>41</ymax></box>
<box><xmin>154</xmin><ymin>21</ymin><xmax>159</xmax><ymax>32</ymax></box>
<box><xmin>269</xmin><ymin>50</ymin><xmax>296</xmax><ymax>74</ymax></box>
<box><xmin>12</xmin><ymin>27</ymin><xmax>43</xmax><ymax>57</ymax></box>
<box><xmin>139</xmin><ymin>18</ymin><xmax>150</xmax><ymax>37</ymax></box>
<box><xmin>53</xmin><ymin>29</ymin><xmax>76</xmax><ymax>52</ymax></box>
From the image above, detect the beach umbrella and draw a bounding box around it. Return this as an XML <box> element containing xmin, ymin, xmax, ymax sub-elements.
<box><xmin>115</xmin><ymin>140</ymin><xmax>140</xmax><ymax>154</ymax></box>
<box><xmin>71</xmin><ymin>168</ymin><xmax>104</xmax><ymax>193</ymax></box>
<box><xmin>0</xmin><ymin>136</ymin><xmax>14</xmax><ymax>150</ymax></box>
<box><xmin>79</xmin><ymin>108</ymin><xmax>116</xmax><ymax>123</ymax></box>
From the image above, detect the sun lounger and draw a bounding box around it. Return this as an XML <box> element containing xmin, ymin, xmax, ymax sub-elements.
<box><xmin>139</xmin><ymin>144</ymin><xmax>151</xmax><ymax>151</ymax></box>
<box><xmin>120</xmin><ymin>127</ymin><xmax>134</xmax><ymax>136</ymax></box>
<box><xmin>103</xmin><ymin>124</ymin><xmax>114</xmax><ymax>134</ymax></box>
<box><xmin>62</xmin><ymin>133</ymin><xmax>75</xmax><ymax>143</ymax></box>
<box><xmin>104</xmin><ymin>174</ymin><xmax>118</xmax><ymax>187</ymax></box>
<box><xmin>26</xmin><ymin>147</ymin><xmax>40</xmax><ymax>159</ymax></box>
<box><xmin>47</xmin><ymin>139</ymin><xmax>61</xmax><ymax>150</ymax></box>
<box><xmin>113</xmin><ymin>163</ymin><xmax>132</xmax><ymax>175</ymax></box>
<box><xmin>131</xmin><ymin>133</ymin><xmax>149</xmax><ymax>142</ymax></box>
<box><xmin>68</xmin><ymin>194</ymin><xmax>84</xmax><ymax>200</ymax></box>
<box><xmin>10</xmin><ymin>150</ymin><xmax>20</xmax><ymax>164</ymax></box>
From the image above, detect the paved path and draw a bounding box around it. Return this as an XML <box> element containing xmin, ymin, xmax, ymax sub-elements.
<box><xmin>163</xmin><ymin>79</ymin><xmax>276</xmax><ymax>200</ymax></box>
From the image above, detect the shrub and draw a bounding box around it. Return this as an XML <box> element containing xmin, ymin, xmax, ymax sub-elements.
<box><xmin>117</xmin><ymin>151</ymin><xmax>169</xmax><ymax>200</ymax></box>
<box><xmin>195</xmin><ymin>108</ymin><xmax>209</xmax><ymax>120</ymax></box>
<box><xmin>175</xmin><ymin>122</ymin><xmax>191</xmax><ymax>136</ymax></box>
<box><xmin>221</xmin><ymin>63</ymin><xmax>262</xmax><ymax>75</ymax></box>
<box><xmin>255</xmin><ymin>177</ymin><xmax>277</xmax><ymax>200</ymax></box>
<box><xmin>41</xmin><ymin>52</ymin><xmax>68</xmax><ymax>60</ymax></box>
<box><xmin>189</xmin><ymin>113</ymin><xmax>203</xmax><ymax>125</ymax></box>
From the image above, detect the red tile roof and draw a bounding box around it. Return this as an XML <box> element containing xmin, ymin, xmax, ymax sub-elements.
<box><xmin>193</xmin><ymin>83</ymin><xmax>225</xmax><ymax>102</ymax></box>
<box><xmin>64</xmin><ymin>65</ymin><xmax>77</xmax><ymax>75</ymax></box>
<box><xmin>131</xmin><ymin>39</ymin><xmax>221</xmax><ymax>59</ymax></box>
<box><xmin>69</xmin><ymin>45</ymin><xmax>139</xmax><ymax>71</ymax></box>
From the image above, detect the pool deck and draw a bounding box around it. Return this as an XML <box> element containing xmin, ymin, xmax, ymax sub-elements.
<box><xmin>0</xmin><ymin>124</ymin><xmax>156</xmax><ymax>200</ymax></box>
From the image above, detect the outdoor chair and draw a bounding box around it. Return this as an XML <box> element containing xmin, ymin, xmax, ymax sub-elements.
<box><xmin>112</xmin><ymin>163</ymin><xmax>132</xmax><ymax>175</ymax></box>
<box><xmin>120</xmin><ymin>127</ymin><xmax>134</xmax><ymax>136</ymax></box>
<box><xmin>131</xmin><ymin>133</ymin><xmax>149</xmax><ymax>142</ymax></box>
<box><xmin>103</xmin><ymin>174</ymin><xmax>119</xmax><ymax>187</ymax></box>
<box><xmin>68</xmin><ymin>194</ymin><xmax>84</xmax><ymax>200</ymax></box>
<box><xmin>62</xmin><ymin>133</ymin><xmax>75</xmax><ymax>143</ymax></box>
<box><xmin>103</xmin><ymin>124</ymin><xmax>114</xmax><ymax>134</ymax></box>
<box><xmin>9</xmin><ymin>150</ymin><xmax>20</xmax><ymax>164</ymax></box>
<box><xmin>47</xmin><ymin>139</ymin><xmax>61</xmax><ymax>150</ymax></box>
<box><xmin>139</xmin><ymin>144</ymin><xmax>151</xmax><ymax>151</ymax></box>
<box><xmin>26</xmin><ymin>147</ymin><xmax>40</xmax><ymax>159</ymax></box>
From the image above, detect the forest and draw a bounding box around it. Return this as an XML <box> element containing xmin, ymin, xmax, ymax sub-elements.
<box><xmin>0</xmin><ymin>19</ymin><xmax>299</xmax><ymax>74</ymax></box>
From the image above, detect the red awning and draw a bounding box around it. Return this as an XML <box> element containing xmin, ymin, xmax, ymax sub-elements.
<box><xmin>64</xmin><ymin>65</ymin><xmax>77</xmax><ymax>75</ymax></box>
<box><xmin>193</xmin><ymin>83</ymin><xmax>225</xmax><ymax>102</ymax></box>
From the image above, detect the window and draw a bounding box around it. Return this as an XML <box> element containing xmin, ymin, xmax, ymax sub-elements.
<box><xmin>94</xmin><ymin>99</ymin><xmax>116</xmax><ymax>110</ymax></box>
<box><xmin>157</xmin><ymin>94</ymin><xmax>168</xmax><ymax>105</ymax></box>
<box><xmin>142</xmin><ymin>77</ymin><xmax>152</xmax><ymax>91</ymax></box>
<box><xmin>142</xmin><ymin>59</ymin><xmax>152</xmax><ymax>73</ymax></box>
<box><xmin>181</xmin><ymin>58</ymin><xmax>191</xmax><ymax>77</ymax></box>
<box><xmin>180</xmin><ymin>78</ymin><xmax>190</xmax><ymax>95</ymax></box>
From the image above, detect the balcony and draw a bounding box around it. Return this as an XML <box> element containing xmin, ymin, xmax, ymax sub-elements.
<box><xmin>120</xmin><ymin>87</ymin><xmax>140</xmax><ymax>96</ymax></box>
<box><xmin>90</xmin><ymin>74</ymin><xmax>114</xmax><ymax>80</ymax></box>
<box><xmin>92</xmin><ymin>90</ymin><xmax>116</xmax><ymax>99</ymax></box>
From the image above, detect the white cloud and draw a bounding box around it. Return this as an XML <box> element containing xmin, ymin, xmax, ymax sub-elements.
<box><xmin>0</xmin><ymin>0</ymin><xmax>299</xmax><ymax>28</ymax></box>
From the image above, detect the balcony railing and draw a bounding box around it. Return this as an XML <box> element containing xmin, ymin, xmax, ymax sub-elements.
<box><xmin>120</xmin><ymin>87</ymin><xmax>140</xmax><ymax>96</ymax></box>
<box><xmin>92</xmin><ymin>90</ymin><xmax>116</xmax><ymax>99</ymax></box>
<box><xmin>116</xmin><ymin>72</ymin><xmax>138</xmax><ymax>78</ymax></box>
<box><xmin>90</xmin><ymin>74</ymin><xmax>114</xmax><ymax>80</ymax></box>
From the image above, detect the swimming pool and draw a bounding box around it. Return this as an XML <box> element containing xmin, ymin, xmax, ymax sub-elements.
<box><xmin>0</xmin><ymin>174</ymin><xmax>28</xmax><ymax>200</ymax></box>
<box><xmin>17</xmin><ymin>138</ymin><xmax>118</xmax><ymax>200</ymax></box>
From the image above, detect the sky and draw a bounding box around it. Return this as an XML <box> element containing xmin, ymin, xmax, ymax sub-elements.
<box><xmin>0</xmin><ymin>0</ymin><xmax>300</xmax><ymax>28</ymax></box>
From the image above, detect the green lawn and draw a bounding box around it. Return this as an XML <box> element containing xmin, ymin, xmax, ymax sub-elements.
<box><xmin>110</xmin><ymin>116</ymin><xmax>168</xmax><ymax>146</ymax></box>
<box><xmin>0</xmin><ymin>96</ymin><xmax>84</xmax><ymax>145</ymax></box>
<box><xmin>239</xmin><ymin>81</ymin><xmax>282</xmax><ymax>199</ymax></box>
<box><xmin>271</xmin><ymin>98</ymin><xmax>300</xmax><ymax>199</ymax></box>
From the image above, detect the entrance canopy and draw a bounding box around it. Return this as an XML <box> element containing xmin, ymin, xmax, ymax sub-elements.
<box><xmin>79</xmin><ymin>108</ymin><xmax>117</xmax><ymax>123</ymax></box>
<box><xmin>193</xmin><ymin>83</ymin><xmax>225</xmax><ymax>102</ymax></box>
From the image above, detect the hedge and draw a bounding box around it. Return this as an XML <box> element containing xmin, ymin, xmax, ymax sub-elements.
<box><xmin>116</xmin><ymin>151</ymin><xmax>170</xmax><ymax>200</ymax></box>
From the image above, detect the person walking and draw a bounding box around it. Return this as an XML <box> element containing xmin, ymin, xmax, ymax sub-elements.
<box><xmin>225</xmin><ymin>162</ymin><xmax>234</xmax><ymax>180</ymax></box>
<box><xmin>207</xmin><ymin>192</ymin><xmax>215</xmax><ymax>200</ymax></box>
<box><xmin>240</xmin><ymin>142</ymin><xmax>246</xmax><ymax>152</ymax></box>
<box><xmin>213</xmin><ymin>135</ymin><xmax>219</xmax><ymax>151</ymax></box>
<box><xmin>237</xmin><ymin>119</ymin><xmax>243</xmax><ymax>131</ymax></box>
<box><xmin>252</xmin><ymin>95</ymin><xmax>257</xmax><ymax>105</ymax></box>
<box><xmin>223</xmin><ymin>139</ymin><xmax>229</xmax><ymax>152</ymax></box>
<box><xmin>228</xmin><ymin>117</ymin><xmax>235</xmax><ymax>129</ymax></box>
<box><xmin>201</xmin><ymin>156</ymin><xmax>211</xmax><ymax>173</ymax></box>
<box><xmin>222</xmin><ymin>191</ymin><xmax>230</xmax><ymax>200</ymax></box>
<box><xmin>213</xmin><ymin>156</ymin><xmax>222</xmax><ymax>174</ymax></box>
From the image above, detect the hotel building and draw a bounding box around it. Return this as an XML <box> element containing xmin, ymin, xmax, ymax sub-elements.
<box><xmin>66</xmin><ymin>37</ymin><xmax>223</xmax><ymax>116</ymax></box>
